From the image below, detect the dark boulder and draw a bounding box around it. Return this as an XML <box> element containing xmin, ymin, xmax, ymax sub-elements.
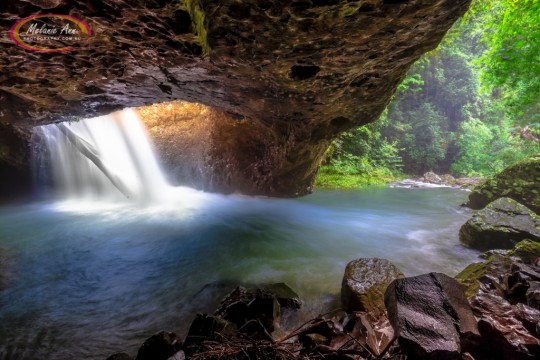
<box><xmin>214</xmin><ymin>284</ymin><xmax>297</xmax><ymax>335</ymax></box>
<box><xmin>341</xmin><ymin>258</ymin><xmax>404</xmax><ymax>316</ymax></box>
<box><xmin>247</xmin><ymin>289</ymin><xmax>281</xmax><ymax>333</ymax></box>
<box><xmin>455</xmin><ymin>247</ymin><xmax>540</xmax><ymax>360</ymax></box>
<box><xmin>467</xmin><ymin>157</ymin><xmax>540</xmax><ymax>214</ymax></box>
<box><xmin>106</xmin><ymin>354</ymin><xmax>132</xmax><ymax>360</ymax></box>
<box><xmin>527</xmin><ymin>282</ymin><xmax>540</xmax><ymax>311</ymax></box>
<box><xmin>384</xmin><ymin>273</ymin><xmax>479</xmax><ymax>360</ymax></box>
<box><xmin>508</xmin><ymin>239</ymin><xmax>540</xmax><ymax>265</ymax></box>
<box><xmin>135</xmin><ymin>331</ymin><xmax>183</xmax><ymax>360</ymax></box>
<box><xmin>261</xmin><ymin>282</ymin><xmax>301</xmax><ymax>310</ymax></box>
<box><xmin>167</xmin><ymin>351</ymin><xmax>185</xmax><ymax>360</ymax></box>
<box><xmin>237</xmin><ymin>319</ymin><xmax>274</xmax><ymax>342</ymax></box>
<box><xmin>185</xmin><ymin>313</ymin><xmax>236</xmax><ymax>345</ymax></box>
<box><xmin>471</xmin><ymin>292</ymin><xmax>540</xmax><ymax>360</ymax></box>
<box><xmin>459</xmin><ymin>198</ymin><xmax>540</xmax><ymax>251</ymax></box>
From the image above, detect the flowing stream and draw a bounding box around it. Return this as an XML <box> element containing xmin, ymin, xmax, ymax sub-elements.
<box><xmin>0</xmin><ymin>110</ymin><xmax>480</xmax><ymax>359</ymax></box>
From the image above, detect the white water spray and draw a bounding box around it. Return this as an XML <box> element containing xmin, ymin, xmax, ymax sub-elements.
<box><xmin>34</xmin><ymin>109</ymin><xmax>173</xmax><ymax>203</ymax></box>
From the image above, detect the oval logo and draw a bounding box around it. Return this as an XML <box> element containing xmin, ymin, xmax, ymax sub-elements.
<box><xmin>10</xmin><ymin>14</ymin><xmax>92</xmax><ymax>53</ymax></box>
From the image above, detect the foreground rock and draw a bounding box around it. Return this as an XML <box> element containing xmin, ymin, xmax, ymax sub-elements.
<box><xmin>108</xmin><ymin>254</ymin><xmax>540</xmax><ymax>360</ymax></box>
<box><xmin>459</xmin><ymin>197</ymin><xmax>540</xmax><ymax>251</ymax></box>
<box><xmin>1</xmin><ymin>1</ymin><xmax>471</xmax><ymax>198</ymax></box>
<box><xmin>385</xmin><ymin>273</ymin><xmax>479</xmax><ymax>360</ymax></box>
<box><xmin>136</xmin><ymin>331</ymin><xmax>183</xmax><ymax>360</ymax></box>
<box><xmin>467</xmin><ymin>157</ymin><xmax>540</xmax><ymax>214</ymax></box>
<box><xmin>341</xmin><ymin>258</ymin><xmax>404</xmax><ymax>316</ymax></box>
<box><xmin>455</xmin><ymin>244</ymin><xmax>540</xmax><ymax>360</ymax></box>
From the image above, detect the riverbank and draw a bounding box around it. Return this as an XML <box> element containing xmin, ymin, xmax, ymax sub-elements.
<box><xmin>105</xmin><ymin>239</ymin><xmax>540</xmax><ymax>360</ymax></box>
<box><xmin>314</xmin><ymin>168</ymin><xmax>482</xmax><ymax>191</ymax></box>
<box><xmin>0</xmin><ymin>187</ymin><xmax>478</xmax><ymax>359</ymax></box>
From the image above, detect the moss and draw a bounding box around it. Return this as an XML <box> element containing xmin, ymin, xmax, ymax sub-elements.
<box><xmin>339</xmin><ymin>4</ymin><xmax>360</xmax><ymax>17</ymax></box>
<box><xmin>508</xmin><ymin>239</ymin><xmax>540</xmax><ymax>264</ymax></box>
<box><xmin>455</xmin><ymin>260</ymin><xmax>490</xmax><ymax>298</ymax></box>
<box><xmin>468</xmin><ymin>157</ymin><xmax>540</xmax><ymax>214</ymax></box>
<box><xmin>181</xmin><ymin>0</ymin><xmax>210</xmax><ymax>56</ymax></box>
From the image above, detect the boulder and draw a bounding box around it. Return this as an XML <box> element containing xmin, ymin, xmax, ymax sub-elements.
<box><xmin>237</xmin><ymin>319</ymin><xmax>274</xmax><ymax>342</ymax></box>
<box><xmin>106</xmin><ymin>354</ymin><xmax>132</xmax><ymax>360</ymax></box>
<box><xmin>456</xmin><ymin>240</ymin><xmax>540</xmax><ymax>298</ymax></box>
<box><xmin>455</xmin><ymin>177</ymin><xmax>483</xmax><ymax>189</ymax></box>
<box><xmin>341</xmin><ymin>258</ymin><xmax>404</xmax><ymax>316</ymax></box>
<box><xmin>213</xmin><ymin>285</ymin><xmax>284</xmax><ymax>336</ymax></box>
<box><xmin>467</xmin><ymin>157</ymin><xmax>540</xmax><ymax>214</ymax></box>
<box><xmin>423</xmin><ymin>171</ymin><xmax>443</xmax><ymax>184</ymax></box>
<box><xmin>384</xmin><ymin>273</ymin><xmax>479</xmax><ymax>360</ymax></box>
<box><xmin>261</xmin><ymin>283</ymin><xmax>301</xmax><ymax>310</ymax></box>
<box><xmin>471</xmin><ymin>292</ymin><xmax>540</xmax><ymax>360</ymax></box>
<box><xmin>508</xmin><ymin>240</ymin><xmax>540</xmax><ymax>265</ymax></box>
<box><xmin>135</xmin><ymin>331</ymin><xmax>183</xmax><ymax>360</ymax></box>
<box><xmin>440</xmin><ymin>174</ymin><xmax>457</xmax><ymax>186</ymax></box>
<box><xmin>247</xmin><ymin>290</ymin><xmax>281</xmax><ymax>333</ymax></box>
<box><xmin>185</xmin><ymin>314</ymin><xmax>237</xmax><ymax>345</ymax></box>
<box><xmin>527</xmin><ymin>282</ymin><xmax>540</xmax><ymax>311</ymax></box>
<box><xmin>459</xmin><ymin>198</ymin><xmax>540</xmax><ymax>251</ymax></box>
<box><xmin>167</xmin><ymin>351</ymin><xmax>185</xmax><ymax>360</ymax></box>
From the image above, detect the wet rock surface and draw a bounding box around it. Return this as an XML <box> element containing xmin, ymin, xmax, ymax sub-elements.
<box><xmin>1</xmin><ymin>0</ymin><xmax>471</xmax><ymax>197</ymax></box>
<box><xmin>455</xmin><ymin>246</ymin><xmax>540</xmax><ymax>360</ymax></box>
<box><xmin>136</xmin><ymin>331</ymin><xmax>183</xmax><ymax>360</ymax></box>
<box><xmin>341</xmin><ymin>258</ymin><xmax>404</xmax><ymax>316</ymax></box>
<box><xmin>106</xmin><ymin>254</ymin><xmax>540</xmax><ymax>359</ymax></box>
<box><xmin>459</xmin><ymin>197</ymin><xmax>540</xmax><ymax>251</ymax></box>
<box><xmin>467</xmin><ymin>157</ymin><xmax>540</xmax><ymax>214</ymax></box>
<box><xmin>384</xmin><ymin>273</ymin><xmax>479</xmax><ymax>360</ymax></box>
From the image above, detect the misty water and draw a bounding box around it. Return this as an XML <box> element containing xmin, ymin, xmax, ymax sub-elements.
<box><xmin>0</xmin><ymin>111</ymin><xmax>480</xmax><ymax>359</ymax></box>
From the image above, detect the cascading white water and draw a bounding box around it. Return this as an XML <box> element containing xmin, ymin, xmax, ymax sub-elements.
<box><xmin>33</xmin><ymin>109</ymin><xmax>172</xmax><ymax>203</ymax></box>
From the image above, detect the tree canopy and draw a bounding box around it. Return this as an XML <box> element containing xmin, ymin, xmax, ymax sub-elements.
<box><xmin>316</xmin><ymin>0</ymin><xmax>539</xmax><ymax>186</ymax></box>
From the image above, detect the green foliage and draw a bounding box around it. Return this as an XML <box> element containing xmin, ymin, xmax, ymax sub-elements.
<box><xmin>316</xmin><ymin>0</ymin><xmax>539</xmax><ymax>187</ymax></box>
<box><xmin>469</xmin><ymin>0</ymin><xmax>540</xmax><ymax>122</ymax></box>
<box><xmin>182</xmin><ymin>0</ymin><xmax>210</xmax><ymax>55</ymax></box>
<box><xmin>315</xmin><ymin>119</ymin><xmax>404</xmax><ymax>189</ymax></box>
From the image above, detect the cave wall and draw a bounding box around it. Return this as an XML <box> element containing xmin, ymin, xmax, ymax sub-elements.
<box><xmin>0</xmin><ymin>0</ymin><xmax>471</xmax><ymax>198</ymax></box>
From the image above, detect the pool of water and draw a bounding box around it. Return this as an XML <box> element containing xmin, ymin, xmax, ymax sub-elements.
<box><xmin>0</xmin><ymin>187</ymin><xmax>479</xmax><ymax>359</ymax></box>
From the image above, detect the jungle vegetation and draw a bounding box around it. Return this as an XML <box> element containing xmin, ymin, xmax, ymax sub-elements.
<box><xmin>316</xmin><ymin>0</ymin><xmax>539</xmax><ymax>188</ymax></box>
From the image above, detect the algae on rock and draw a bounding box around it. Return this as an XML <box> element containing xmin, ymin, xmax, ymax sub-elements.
<box><xmin>467</xmin><ymin>157</ymin><xmax>540</xmax><ymax>214</ymax></box>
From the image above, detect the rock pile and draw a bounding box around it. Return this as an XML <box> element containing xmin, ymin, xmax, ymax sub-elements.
<box><xmin>106</xmin><ymin>246</ymin><xmax>540</xmax><ymax>360</ymax></box>
<box><xmin>456</xmin><ymin>244</ymin><xmax>540</xmax><ymax>360</ymax></box>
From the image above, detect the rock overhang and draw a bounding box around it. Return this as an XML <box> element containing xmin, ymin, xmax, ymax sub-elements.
<box><xmin>0</xmin><ymin>0</ymin><xmax>472</xmax><ymax>198</ymax></box>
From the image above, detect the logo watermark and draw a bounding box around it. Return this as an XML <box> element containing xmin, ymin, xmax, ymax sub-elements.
<box><xmin>10</xmin><ymin>14</ymin><xmax>92</xmax><ymax>52</ymax></box>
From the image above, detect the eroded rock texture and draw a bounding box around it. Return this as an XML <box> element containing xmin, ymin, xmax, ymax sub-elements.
<box><xmin>0</xmin><ymin>0</ymin><xmax>471</xmax><ymax>197</ymax></box>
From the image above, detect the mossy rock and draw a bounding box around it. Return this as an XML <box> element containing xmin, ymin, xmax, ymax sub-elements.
<box><xmin>467</xmin><ymin>157</ymin><xmax>540</xmax><ymax>214</ymax></box>
<box><xmin>455</xmin><ymin>240</ymin><xmax>540</xmax><ymax>298</ymax></box>
<box><xmin>454</xmin><ymin>261</ymin><xmax>489</xmax><ymax>298</ymax></box>
<box><xmin>508</xmin><ymin>239</ymin><xmax>540</xmax><ymax>264</ymax></box>
<box><xmin>459</xmin><ymin>197</ymin><xmax>540</xmax><ymax>251</ymax></box>
<box><xmin>341</xmin><ymin>258</ymin><xmax>404</xmax><ymax>316</ymax></box>
<box><xmin>455</xmin><ymin>254</ymin><xmax>515</xmax><ymax>298</ymax></box>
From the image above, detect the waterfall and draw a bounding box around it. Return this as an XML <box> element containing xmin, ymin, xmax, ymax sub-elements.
<box><xmin>33</xmin><ymin>109</ymin><xmax>172</xmax><ymax>203</ymax></box>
